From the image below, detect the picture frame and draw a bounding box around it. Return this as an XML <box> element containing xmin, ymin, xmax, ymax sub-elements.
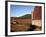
<box><xmin>5</xmin><ymin>1</ymin><xmax>45</xmax><ymax>36</ymax></box>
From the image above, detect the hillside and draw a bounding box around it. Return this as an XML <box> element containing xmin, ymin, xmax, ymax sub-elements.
<box><xmin>17</xmin><ymin>14</ymin><xmax>31</xmax><ymax>19</ymax></box>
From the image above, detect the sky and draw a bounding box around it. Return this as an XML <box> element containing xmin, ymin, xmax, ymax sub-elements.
<box><xmin>10</xmin><ymin>5</ymin><xmax>35</xmax><ymax>17</ymax></box>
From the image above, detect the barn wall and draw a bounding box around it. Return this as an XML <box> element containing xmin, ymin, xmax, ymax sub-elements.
<box><xmin>32</xmin><ymin>6</ymin><xmax>42</xmax><ymax>27</ymax></box>
<box><xmin>32</xmin><ymin>6</ymin><xmax>42</xmax><ymax>20</ymax></box>
<box><xmin>32</xmin><ymin>20</ymin><xmax>42</xmax><ymax>27</ymax></box>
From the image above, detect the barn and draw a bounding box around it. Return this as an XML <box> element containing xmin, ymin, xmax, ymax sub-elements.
<box><xmin>32</xmin><ymin>6</ymin><xmax>42</xmax><ymax>27</ymax></box>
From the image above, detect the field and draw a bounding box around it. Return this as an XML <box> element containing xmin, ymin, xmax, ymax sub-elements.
<box><xmin>10</xmin><ymin>18</ymin><xmax>41</xmax><ymax>32</ymax></box>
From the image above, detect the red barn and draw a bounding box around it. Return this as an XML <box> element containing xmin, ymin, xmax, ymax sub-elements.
<box><xmin>32</xmin><ymin>6</ymin><xmax>42</xmax><ymax>27</ymax></box>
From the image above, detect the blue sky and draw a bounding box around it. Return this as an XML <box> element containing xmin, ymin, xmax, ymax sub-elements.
<box><xmin>10</xmin><ymin>5</ymin><xmax>35</xmax><ymax>17</ymax></box>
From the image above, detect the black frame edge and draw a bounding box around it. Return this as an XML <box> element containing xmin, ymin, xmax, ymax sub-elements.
<box><xmin>5</xmin><ymin>1</ymin><xmax>8</xmax><ymax>36</ymax></box>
